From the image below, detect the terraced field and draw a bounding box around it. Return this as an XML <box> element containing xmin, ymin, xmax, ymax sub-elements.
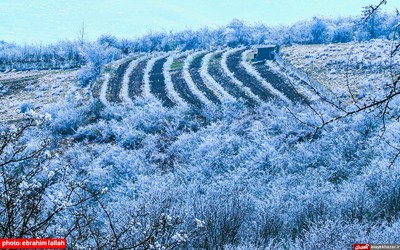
<box><xmin>93</xmin><ymin>48</ymin><xmax>313</xmax><ymax>108</ymax></box>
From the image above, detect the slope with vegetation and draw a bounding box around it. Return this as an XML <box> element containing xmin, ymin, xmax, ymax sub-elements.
<box><xmin>281</xmin><ymin>39</ymin><xmax>400</xmax><ymax>102</ymax></box>
<box><xmin>0</xmin><ymin>3</ymin><xmax>400</xmax><ymax>248</ymax></box>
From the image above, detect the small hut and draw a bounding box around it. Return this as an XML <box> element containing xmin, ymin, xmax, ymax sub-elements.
<box><xmin>254</xmin><ymin>45</ymin><xmax>276</xmax><ymax>61</ymax></box>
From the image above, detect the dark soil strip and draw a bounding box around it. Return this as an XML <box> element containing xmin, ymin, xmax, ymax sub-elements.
<box><xmin>208</xmin><ymin>53</ymin><xmax>256</xmax><ymax>106</ymax></box>
<box><xmin>226</xmin><ymin>50</ymin><xmax>275</xmax><ymax>102</ymax></box>
<box><xmin>0</xmin><ymin>74</ymin><xmax>42</xmax><ymax>86</ymax></box>
<box><xmin>170</xmin><ymin>56</ymin><xmax>202</xmax><ymax>108</ymax></box>
<box><xmin>171</xmin><ymin>70</ymin><xmax>203</xmax><ymax>108</ymax></box>
<box><xmin>129</xmin><ymin>59</ymin><xmax>149</xmax><ymax>100</ymax></box>
<box><xmin>189</xmin><ymin>53</ymin><xmax>220</xmax><ymax>104</ymax></box>
<box><xmin>0</xmin><ymin>77</ymin><xmax>39</xmax><ymax>97</ymax></box>
<box><xmin>106</xmin><ymin>59</ymin><xmax>133</xmax><ymax>103</ymax></box>
<box><xmin>149</xmin><ymin>57</ymin><xmax>175</xmax><ymax>107</ymax></box>
<box><xmin>0</xmin><ymin>73</ymin><xmax>48</xmax><ymax>97</ymax></box>
<box><xmin>254</xmin><ymin>63</ymin><xmax>305</xmax><ymax>103</ymax></box>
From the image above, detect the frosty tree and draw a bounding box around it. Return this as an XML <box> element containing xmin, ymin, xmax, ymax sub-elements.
<box><xmin>0</xmin><ymin>115</ymin><xmax>101</xmax><ymax>240</ymax></box>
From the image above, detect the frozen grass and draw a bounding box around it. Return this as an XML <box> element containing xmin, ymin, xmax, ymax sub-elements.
<box><xmin>281</xmin><ymin>39</ymin><xmax>399</xmax><ymax>103</ymax></box>
<box><xmin>0</xmin><ymin>69</ymin><xmax>82</xmax><ymax>122</ymax></box>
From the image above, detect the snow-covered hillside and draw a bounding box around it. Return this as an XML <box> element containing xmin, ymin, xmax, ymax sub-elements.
<box><xmin>281</xmin><ymin>39</ymin><xmax>400</xmax><ymax>102</ymax></box>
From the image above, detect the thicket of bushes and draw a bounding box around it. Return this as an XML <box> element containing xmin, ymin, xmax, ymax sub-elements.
<box><xmin>1</xmin><ymin>93</ymin><xmax>399</xmax><ymax>248</ymax></box>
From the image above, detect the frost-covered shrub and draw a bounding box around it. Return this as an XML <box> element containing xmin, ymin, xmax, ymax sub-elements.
<box><xmin>0</xmin><ymin>40</ymin><xmax>84</xmax><ymax>71</ymax></box>
<box><xmin>24</xmin><ymin>85</ymin><xmax>35</xmax><ymax>91</ymax></box>
<box><xmin>194</xmin><ymin>195</ymin><xmax>248</xmax><ymax>248</ymax></box>
<box><xmin>118</xmin><ymin>129</ymin><xmax>147</xmax><ymax>149</ymax></box>
<box><xmin>77</xmin><ymin>43</ymin><xmax>122</xmax><ymax>87</ymax></box>
<box><xmin>73</xmin><ymin>125</ymin><xmax>104</xmax><ymax>142</ymax></box>
<box><xmin>368</xmin><ymin>219</ymin><xmax>400</xmax><ymax>244</ymax></box>
<box><xmin>286</xmin><ymin>219</ymin><xmax>368</xmax><ymax>250</ymax></box>
<box><xmin>0</xmin><ymin>116</ymin><xmax>98</xmax><ymax>241</ymax></box>
<box><xmin>98</xmin><ymin>34</ymin><xmax>119</xmax><ymax>48</ymax></box>
<box><xmin>74</xmin><ymin>120</ymin><xmax>116</xmax><ymax>143</ymax></box>
<box><xmin>44</xmin><ymin>101</ymin><xmax>90</xmax><ymax>135</ymax></box>
<box><xmin>77</xmin><ymin>62</ymin><xmax>100</xmax><ymax>87</ymax></box>
<box><xmin>39</xmin><ymin>84</ymin><xmax>48</xmax><ymax>91</ymax></box>
<box><xmin>331</xmin><ymin>22</ymin><xmax>354</xmax><ymax>43</ymax></box>
<box><xmin>366</xmin><ymin>163</ymin><xmax>400</xmax><ymax>221</ymax></box>
<box><xmin>20</xmin><ymin>102</ymin><xmax>33</xmax><ymax>113</ymax></box>
<box><xmin>311</xmin><ymin>17</ymin><xmax>328</xmax><ymax>44</ymax></box>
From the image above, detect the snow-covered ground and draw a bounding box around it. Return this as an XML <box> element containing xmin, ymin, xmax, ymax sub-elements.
<box><xmin>0</xmin><ymin>69</ymin><xmax>86</xmax><ymax>122</ymax></box>
<box><xmin>281</xmin><ymin>39</ymin><xmax>400</xmax><ymax>101</ymax></box>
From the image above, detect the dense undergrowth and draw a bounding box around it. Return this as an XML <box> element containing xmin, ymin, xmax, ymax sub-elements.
<box><xmin>2</xmin><ymin>95</ymin><xmax>399</xmax><ymax>249</ymax></box>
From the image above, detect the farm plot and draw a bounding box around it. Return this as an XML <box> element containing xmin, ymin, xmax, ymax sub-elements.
<box><xmin>0</xmin><ymin>73</ymin><xmax>44</xmax><ymax>96</ymax></box>
<box><xmin>183</xmin><ymin>52</ymin><xmax>212</xmax><ymax>106</ymax></box>
<box><xmin>106</xmin><ymin>58</ymin><xmax>134</xmax><ymax>103</ymax></box>
<box><xmin>200</xmin><ymin>51</ymin><xmax>235</xmax><ymax>103</ymax></box>
<box><xmin>280</xmin><ymin>40</ymin><xmax>399</xmax><ymax>101</ymax></box>
<box><xmin>128</xmin><ymin>58</ymin><xmax>149</xmax><ymax>100</ymax></box>
<box><xmin>120</xmin><ymin>57</ymin><xmax>149</xmax><ymax>103</ymax></box>
<box><xmin>0</xmin><ymin>69</ymin><xmax>82</xmax><ymax>122</ymax></box>
<box><xmin>208</xmin><ymin>51</ymin><xmax>256</xmax><ymax>106</ymax></box>
<box><xmin>226</xmin><ymin>49</ymin><xmax>275</xmax><ymax>102</ymax></box>
<box><xmin>241</xmin><ymin>50</ymin><xmax>293</xmax><ymax>104</ymax></box>
<box><xmin>149</xmin><ymin>57</ymin><xmax>175</xmax><ymax>107</ymax></box>
<box><xmin>92</xmin><ymin>58</ymin><xmax>128</xmax><ymax>104</ymax></box>
<box><xmin>163</xmin><ymin>55</ymin><xmax>187</xmax><ymax>107</ymax></box>
<box><xmin>92</xmin><ymin>49</ymin><xmax>314</xmax><ymax>108</ymax></box>
<box><xmin>188</xmin><ymin>53</ymin><xmax>220</xmax><ymax>104</ymax></box>
<box><xmin>170</xmin><ymin>56</ymin><xmax>203</xmax><ymax>108</ymax></box>
<box><xmin>0</xmin><ymin>47</ymin><xmax>330</xmax><ymax>123</ymax></box>
<box><xmin>253</xmin><ymin>61</ymin><xmax>304</xmax><ymax>103</ymax></box>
